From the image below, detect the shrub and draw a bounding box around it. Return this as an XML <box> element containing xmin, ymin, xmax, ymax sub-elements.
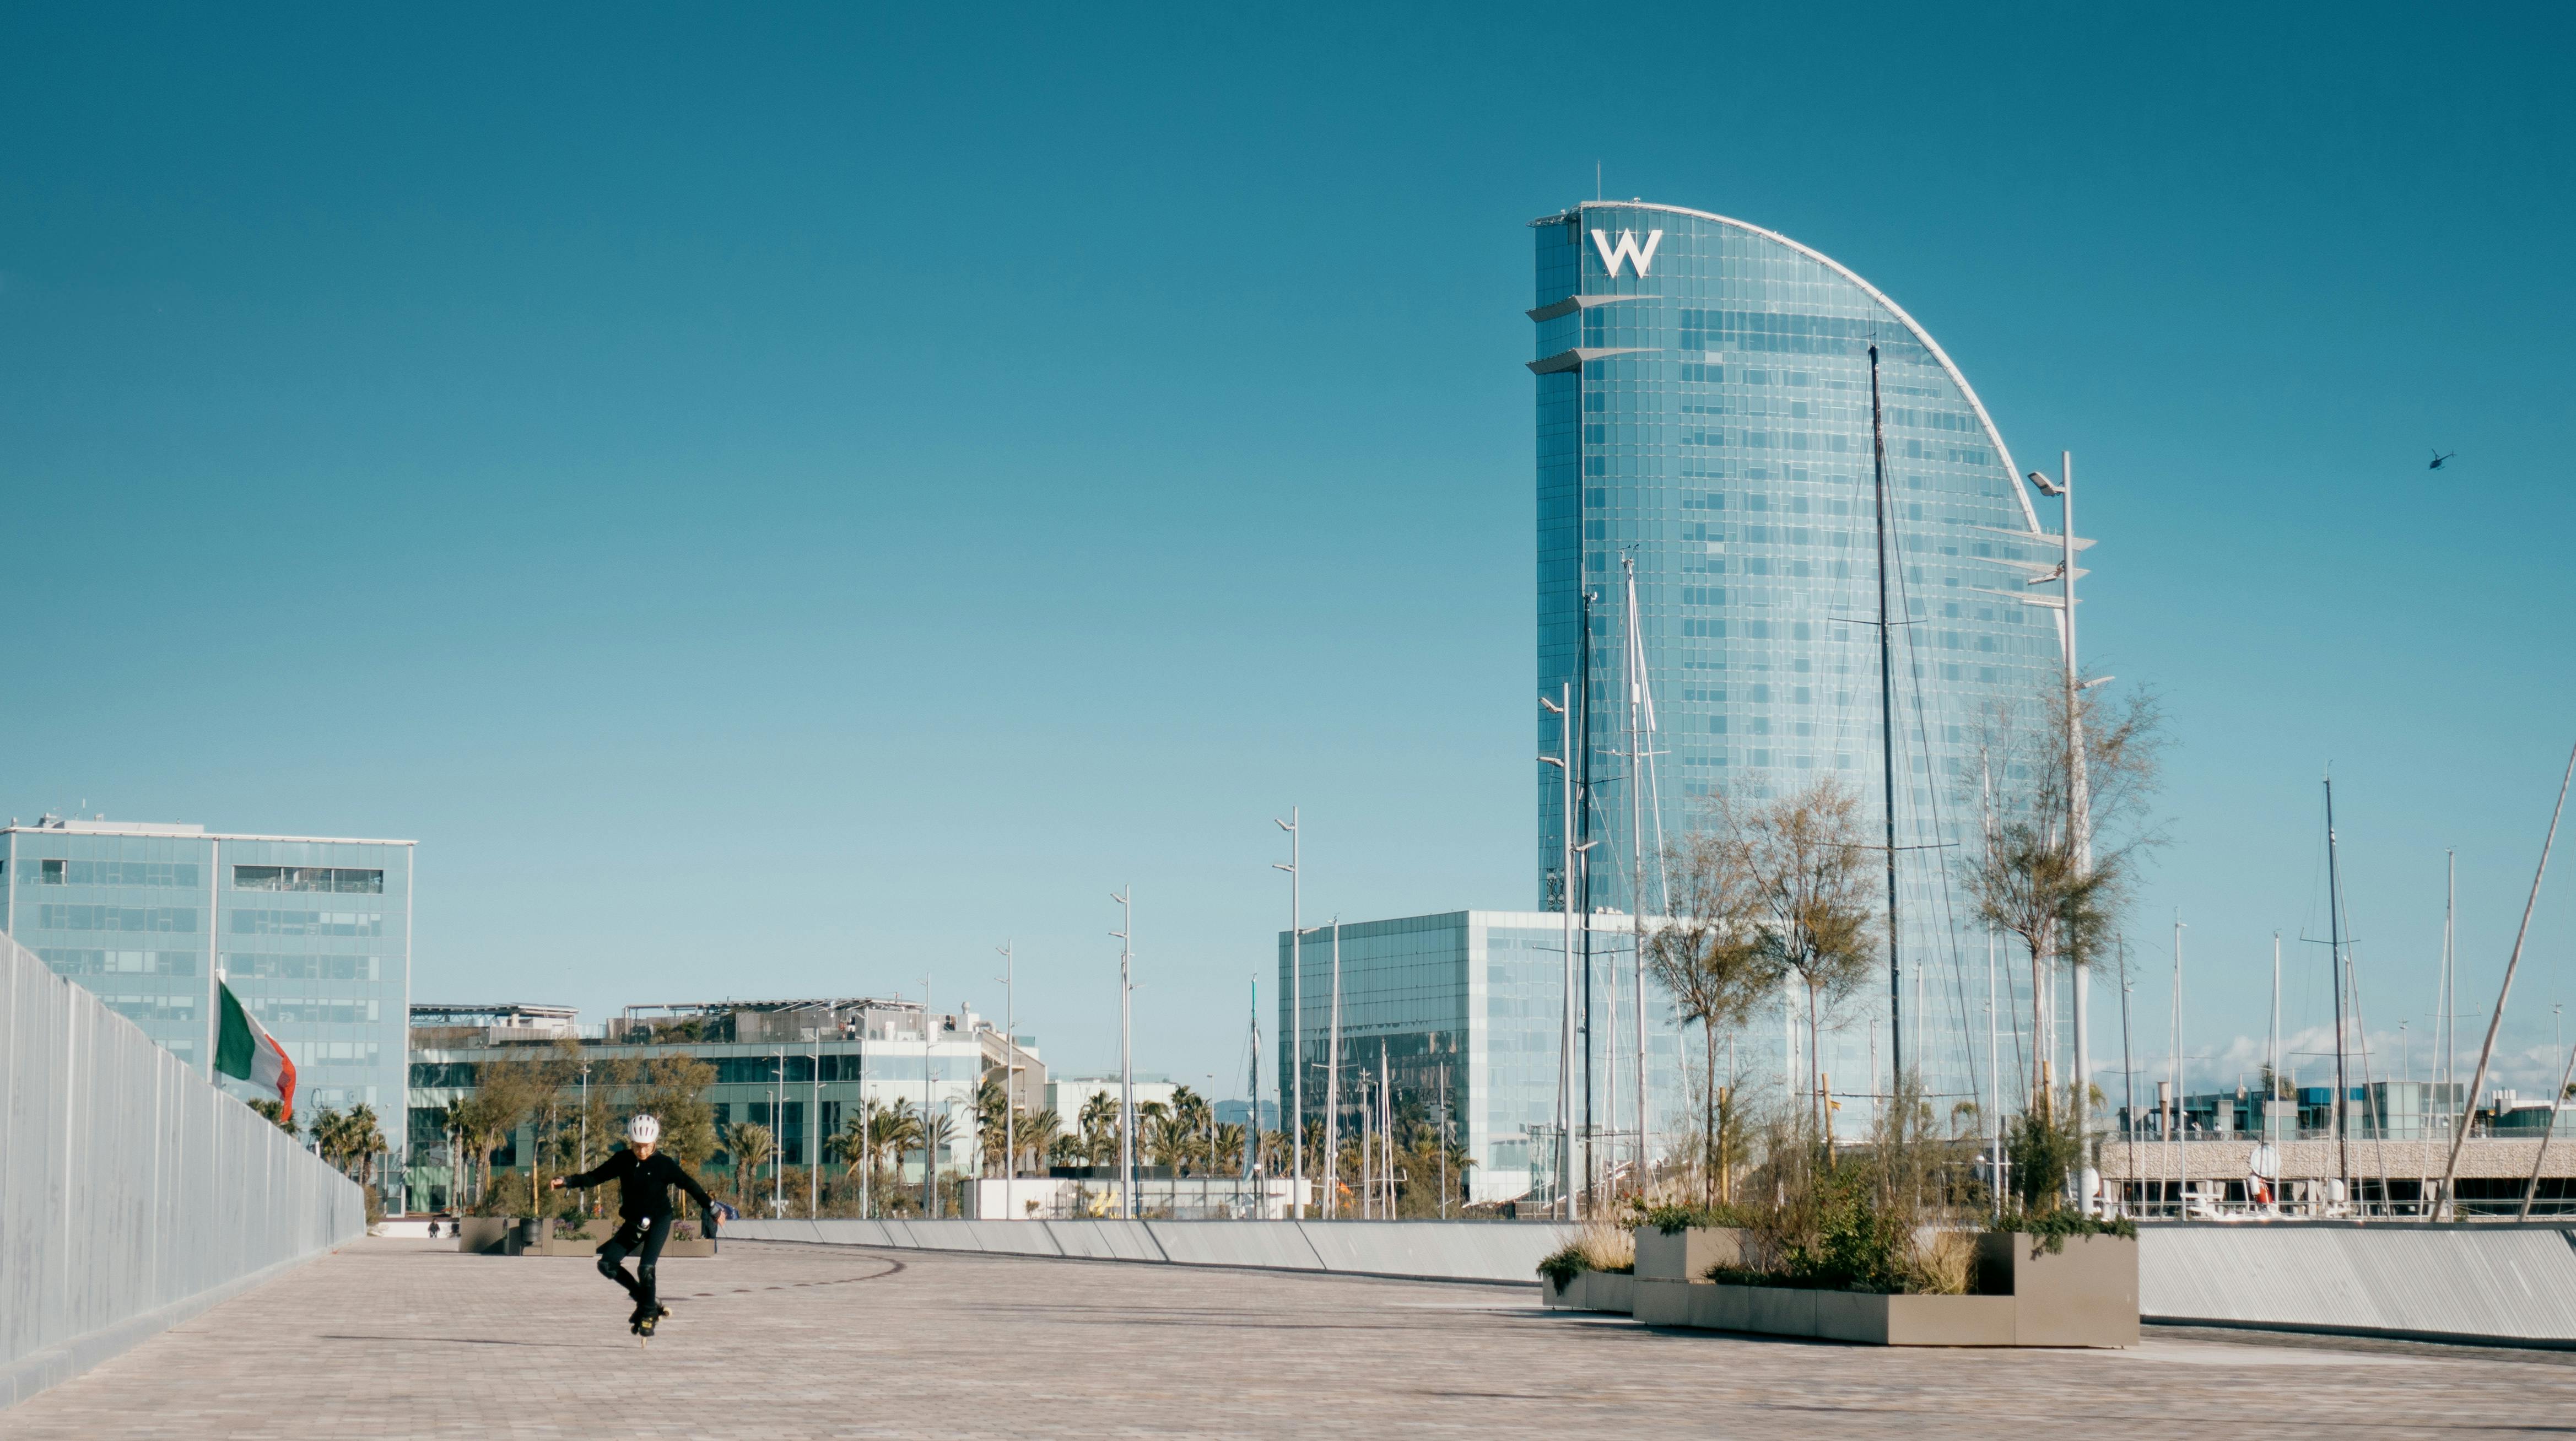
<box><xmin>1639</xmin><ymin>1201</ymin><xmax>1753</xmax><ymax>1234</ymax></box>
<box><xmin>1535</xmin><ymin>1216</ymin><xmax>1635</xmax><ymax>1287</ymax></box>
<box><xmin>1988</xmin><ymin>1210</ymin><xmax>2135</xmax><ymax>1254</ymax></box>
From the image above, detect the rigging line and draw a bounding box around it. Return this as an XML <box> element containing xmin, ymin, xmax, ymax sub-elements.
<box><xmin>1878</xmin><ymin>456</ymin><xmax>1982</xmax><ymax>1101</ymax></box>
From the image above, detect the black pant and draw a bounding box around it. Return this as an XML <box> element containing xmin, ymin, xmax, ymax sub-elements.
<box><xmin>597</xmin><ymin>1213</ymin><xmax>671</xmax><ymax>1313</ymax></box>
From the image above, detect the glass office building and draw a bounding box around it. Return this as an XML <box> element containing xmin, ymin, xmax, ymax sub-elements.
<box><xmin>2</xmin><ymin>815</ymin><xmax>413</xmax><ymax>1157</ymax></box>
<box><xmin>1531</xmin><ymin>201</ymin><xmax>2061</xmax><ymax>1108</ymax></box>
<box><xmin>404</xmin><ymin>997</ymin><xmax>1030</xmax><ymax>1212</ymax></box>
<box><xmin>1279</xmin><ymin>911</ymin><xmax>1682</xmax><ymax>1204</ymax></box>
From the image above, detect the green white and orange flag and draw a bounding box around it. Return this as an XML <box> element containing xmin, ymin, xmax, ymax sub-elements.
<box><xmin>215</xmin><ymin>980</ymin><xmax>297</xmax><ymax>1121</ymax></box>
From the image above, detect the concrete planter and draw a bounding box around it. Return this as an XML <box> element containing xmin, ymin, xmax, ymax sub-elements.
<box><xmin>1975</xmin><ymin>1232</ymin><xmax>2139</xmax><ymax>1347</ymax></box>
<box><xmin>1540</xmin><ymin>1269</ymin><xmax>1635</xmax><ymax>1314</ymax></box>
<box><xmin>1601</xmin><ymin>1224</ymin><xmax>2135</xmax><ymax>1347</ymax></box>
<box><xmin>1633</xmin><ymin>1225</ymin><xmax>1749</xmax><ymax>1281</ymax></box>
<box><xmin>456</xmin><ymin>1217</ymin><xmax>516</xmax><ymax>1254</ymax></box>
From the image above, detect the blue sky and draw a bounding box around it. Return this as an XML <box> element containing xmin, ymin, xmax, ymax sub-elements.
<box><xmin>6</xmin><ymin>4</ymin><xmax>2572</xmax><ymax>1102</ymax></box>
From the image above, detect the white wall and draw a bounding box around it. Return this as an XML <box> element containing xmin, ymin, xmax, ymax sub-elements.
<box><xmin>3</xmin><ymin>931</ymin><xmax>364</xmax><ymax>1408</ymax></box>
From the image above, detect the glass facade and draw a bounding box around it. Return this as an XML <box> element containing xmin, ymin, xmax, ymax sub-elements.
<box><xmin>1533</xmin><ymin>202</ymin><xmax>2058</xmax><ymax>1110</ymax></box>
<box><xmin>3</xmin><ymin>819</ymin><xmax>413</xmax><ymax>1168</ymax></box>
<box><xmin>1278</xmin><ymin>911</ymin><xmax>1683</xmax><ymax>1203</ymax></box>
<box><xmin>403</xmin><ymin>1034</ymin><xmax>989</xmax><ymax>1211</ymax></box>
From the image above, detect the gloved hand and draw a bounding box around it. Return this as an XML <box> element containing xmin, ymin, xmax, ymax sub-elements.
<box><xmin>701</xmin><ymin>1206</ymin><xmax>720</xmax><ymax>1237</ymax></box>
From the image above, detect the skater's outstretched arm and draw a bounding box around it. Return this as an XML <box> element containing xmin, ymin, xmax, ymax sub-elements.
<box><xmin>553</xmin><ymin>1150</ymin><xmax>634</xmax><ymax>1191</ymax></box>
<box><xmin>669</xmin><ymin>1159</ymin><xmax>715</xmax><ymax>1213</ymax></box>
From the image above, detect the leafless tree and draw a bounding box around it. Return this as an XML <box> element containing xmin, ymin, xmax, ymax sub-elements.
<box><xmin>1647</xmin><ymin>819</ymin><xmax>1770</xmax><ymax>1206</ymax></box>
<box><xmin>1960</xmin><ymin>678</ymin><xmax>2167</xmax><ymax>1107</ymax></box>
<box><xmin>1689</xmin><ymin>778</ymin><xmax>1878</xmax><ymax>1132</ymax></box>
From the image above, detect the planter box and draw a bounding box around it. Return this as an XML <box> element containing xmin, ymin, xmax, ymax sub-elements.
<box><xmin>1634</xmin><ymin>1277</ymin><xmax>1696</xmax><ymax>1326</ymax></box>
<box><xmin>1569</xmin><ymin>1228</ymin><xmax>2136</xmax><ymax>1348</ymax></box>
<box><xmin>456</xmin><ymin>1217</ymin><xmax>516</xmax><ymax>1255</ymax></box>
<box><xmin>1539</xmin><ymin>1269</ymin><xmax>1635</xmax><ymax>1314</ymax></box>
<box><xmin>1651</xmin><ymin>1283</ymin><xmax>2013</xmax><ymax>1345</ymax></box>
<box><xmin>1633</xmin><ymin>1225</ymin><xmax>1750</xmax><ymax>1281</ymax></box>
<box><xmin>1975</xmin><ymin>1232</ymin><xmax>2139</xmax><ymax>1347</ymax></box>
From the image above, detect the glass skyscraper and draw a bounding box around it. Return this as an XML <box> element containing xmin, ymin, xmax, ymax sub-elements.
<box><xmin>1532</xmin><ymin>201</ymin><xmax>2061</xmax><ymax>1106</ymax></box>
<box><xmin>3</xmin><ymin>816</ymin><xmax>413</xmax><ymax>1182</ymax></box>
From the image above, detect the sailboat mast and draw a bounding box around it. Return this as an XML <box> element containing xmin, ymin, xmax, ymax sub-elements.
<box><xmin>2442</xmin><ymin>850</ymin><xmax>2455</xmax><ymax>1100</ymax></box>
<box><xmin>1577</xmin><ymin>587</ymin><xmax>1597</xmax><ymax>1207</ymax></box>
<box><xmin>1623</xmin><ymin>554</ymin><xmax>1649</xmax><ymax>1181</ymax></box>
<box><xmin>1868</xmin><ymin>344</ymin><xmax>1903</xmax><ymax>1086</ymax></box>
<box><xmin>2325</xmin><ymin>775</ymin><xmax>2351</xmax><ymax>1194</ymax></box>
<box><xmin>1247</xmin><ymin>973</ymin><xmax>1260</xmax><ymax>1181</ymax></box>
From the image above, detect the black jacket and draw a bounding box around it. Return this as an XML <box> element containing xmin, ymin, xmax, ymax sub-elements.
<box><xmin>561</xmin><ymin>1149</ymin><xmax>714</xmax><ymax>1221</ymax></box>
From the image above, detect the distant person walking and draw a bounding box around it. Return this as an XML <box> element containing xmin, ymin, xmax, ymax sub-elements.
<box><xmin>552</xmin><ymin>1114</ymin><xmax>717</xmax><ymax>1336</ymax></box>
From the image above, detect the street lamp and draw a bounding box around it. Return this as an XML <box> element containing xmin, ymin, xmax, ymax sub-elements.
<box><xmin>1272</xmin><ymin>810</ymin><xmax>1301</xmax><ymax>1215</ymax></box>
<box><xmin>2008</xmin><ymin>454</ymin><xmax>2098</xmax><ymax>1147</ymax></box>
<box><xmin>997</xmin><ymin>940</ymin><xmax>1017</xmax><ymax>1207</ymax></box>
<box><xmin>1110</xmin><ymin>888</ymin><xmax>1136</xmax><ymax>1219</ymax></box>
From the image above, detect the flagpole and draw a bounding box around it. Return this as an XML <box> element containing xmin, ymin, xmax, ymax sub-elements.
<box><xmin>205</xmin><ymin>837</ymin><xmax>220</xmax><ymax>1078</ymax></box>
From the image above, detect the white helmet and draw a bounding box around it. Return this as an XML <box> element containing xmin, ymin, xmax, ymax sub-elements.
<box><xmin>627</xmin><ymin>1114</ymin><xmax>661</xmax><ymax>1145</ymax></box>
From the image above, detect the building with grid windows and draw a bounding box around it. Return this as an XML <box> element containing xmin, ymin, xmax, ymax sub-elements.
<box><xmin>1278</xmin><ymin>911</ymin><xmax>1681</xmax><ymax>1206</ymax></box>
<box><xmin>2</xmin><ymin>814</ymin><xmax>413</xmax><ymax>1179</ymax></box>
<box><xmin>1530</xmin><ymin>201</ymin><xmax>2061</xmax><ymax>1109</ymax></box>
<box><xmin>403</xmin><ymin>996</ymin><xmax>1043</xmax><ymax>1213</ymax></box>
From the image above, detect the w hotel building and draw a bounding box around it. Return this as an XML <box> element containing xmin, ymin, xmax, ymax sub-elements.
<box><xmin>2</xmin><ymin>815</ymin><xmax>413</xmax><ymax>1129</ymax></box>
<box><xmin>1528</xmin><ymin>201</ymin><xmax>2063</xmax><ymax>1101</ymax></box>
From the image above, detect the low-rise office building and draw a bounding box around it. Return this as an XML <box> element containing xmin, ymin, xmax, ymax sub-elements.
<box><xmin>406</xmin><ymin>995</ymin><xmax>1044</xmax><ymax>1211</ymax></box>
<box><xmin>1278</xmin><ymin>909</ymin><xmax>1686</xmax><ymax>1206</ymax></box>
<box><xmin>4</xmin><ymin>813</ymin><xmax>413</xmax><ymax>1201</ymax></box>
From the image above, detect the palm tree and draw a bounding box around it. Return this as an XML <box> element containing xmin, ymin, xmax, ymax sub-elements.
<box><xmin>1138</xmin><ymin>1102</ymin><xmax>1182</xmax><ymax>1170</ymax></box>
<box><xmin>1167</xmin><ymin>1086</ymin><xmax>1210</xmax><ymax>1173</ymax></box>
<box><xmin>1017</xmin><ymin>1107</ymin><xmax>1063</xmax><ymax>1176</ymax></box>
<box><xmin>863</xmin><ymin>1098</ymin><xmax>921</xmax><ymax>1211</ymax></box>
<box><xmin>341</xmin><ymin>1104</ymin><xmax>386</xmax><ymax>1189</ymax></box>
<box><xmin>827</xmin><ymin>1107</ymin><xmax>870</xmax><ymax>1180</ymax></box>
<box><xmin>920</xmin><ymin>1110</ymin><xmax>957</xmax><ymax>1213</ymax></box>
<box><xmin>973</xmin><ymin>1074</ymin><xmax>1011</xmax><ymax>1176</ymax></box>
<box><xmin>1077</xmin><ymin>1092</ymin><xmax>1119</xmax><ymax>1164</ymax></box>
<box><xmin>723</xmin><ymin>1122</ymin><xmax>774</xmax><ymax>1207</ymax></box>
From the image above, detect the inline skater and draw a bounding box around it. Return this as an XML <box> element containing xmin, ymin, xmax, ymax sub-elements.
<box><xmin>551</xmin><ymin>1114</ymin><xmax>718</xmax><ymax>1336</ymax></box>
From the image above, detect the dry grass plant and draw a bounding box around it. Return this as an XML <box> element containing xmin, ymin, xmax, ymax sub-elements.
<box><xmin>1716</xmin><ymin>1078</ymin><xmax>1983</xmax><ymax>1293</ymax></box>
<box><xmin>1574</xmin><ymin>1215</ymin><xmax>1636</xmax><ymax>1273</ymax></box>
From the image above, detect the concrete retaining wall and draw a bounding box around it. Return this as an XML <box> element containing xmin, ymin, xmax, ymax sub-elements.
<box><xmin>727</xmin><ymin>1217</ymin><xmax>1573</xmax><ymax>1284</ymax></box>
<box><xmin>2</xmin><ymin>932</ymin><xmax>365</xmax><ymax>1408</ymax></box>
<box><xmin>2141</xmin><ymin>1222</ymin><xmax>2576</xmax><ymax>1347</ymax></box>
<box><xmin>737</xmin><ymin>1215</ymin><xmax>2576</xmax><ymax>1347</ymax></box>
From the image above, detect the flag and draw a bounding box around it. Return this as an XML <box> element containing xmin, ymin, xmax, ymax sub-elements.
<box><xmin>215</xmin><ymin>980</ymin><xmax>297</xmax><ymax>1121</ymax></box>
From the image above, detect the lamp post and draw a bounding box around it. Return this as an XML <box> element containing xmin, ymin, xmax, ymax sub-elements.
<box><xmin>1111</xmin><ymin>888</ymin><xmax>1135</xmax><ymax>1220</ymax></box>
<box><xmin>2022</xmin><ymin>454</ymin><xmax>2100</xmax><ymax>1147</ymax></box>
<box><xmin>1327</xmin><ymin>919</ymin><xmax>1341</xmax><ymax>1218</ymax></box>
<box><xmin>997</xmin><ymin>940</ymin><xmax>1017</xmax><ymax>1207</ymax></box>
<box><xmin>1272</xmin><ymin>809</ymin><xmax>1301</xmax><ymax>1216</ymax></box>
<box><xmin>810</xmin><ymin>1036</ymin><xmax>820</xmax><ymax>1219</ymax></box>
<box><xmin>922</xmin><ymin>975</ymin><xmax>935</xmax><ymax>1218</ymax></box>
<box><xmin>1541</xmin><ymin>686</ymin><xmax>1597</xmax><ymax>1219</ymax></box>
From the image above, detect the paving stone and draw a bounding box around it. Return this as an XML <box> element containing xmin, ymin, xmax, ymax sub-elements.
<box><xmin>4</xmin><ymin>1237</ymin><xmax>2573</xmax><ymax>1438</ymax></box>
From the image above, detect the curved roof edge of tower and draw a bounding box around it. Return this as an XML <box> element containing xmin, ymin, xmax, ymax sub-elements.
<box><xmin>1530</xmin><ymin>198</ymin><xmax>2045</xmax><ymax>537</ymax></box>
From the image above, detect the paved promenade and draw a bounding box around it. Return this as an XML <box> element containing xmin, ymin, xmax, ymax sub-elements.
<box><xmin>5</xmin><ymin>1237</ymin><xmax>2574</xmax><ymax>1438</ymax></box>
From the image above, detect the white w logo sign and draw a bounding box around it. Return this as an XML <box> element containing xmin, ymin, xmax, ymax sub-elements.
<box><xmin>1589</xmin><ymin>228</ymin><xmax>1664</xmax><ymax>278</ymax></box>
